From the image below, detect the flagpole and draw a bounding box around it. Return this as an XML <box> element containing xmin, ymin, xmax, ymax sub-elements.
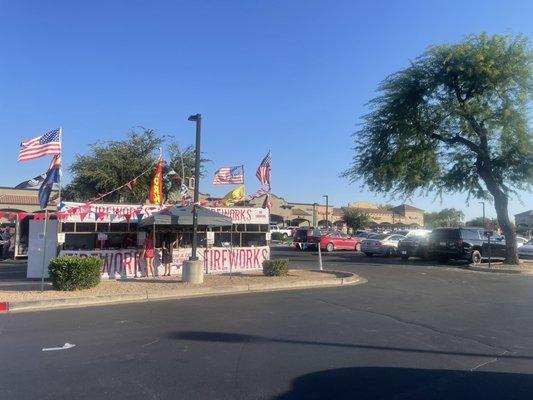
<box><xmin>58</xmin><ymin>126</ymin><xmax>63</xmax><ymax>204</ymax></box>
<box><xmin>40</xmin><ymin>210</ymin><xmax>49</xmax><ymax>292</ymax></box>
<box><xmin>242</xmin><ymin>164</ymin><xmax>246</xmax><ymax>207</ymax></box>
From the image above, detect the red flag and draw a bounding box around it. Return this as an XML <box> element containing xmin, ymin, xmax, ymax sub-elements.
<box><xmin>0</xmin><ymin>211</ymin><xmax>4</xmax><ymax>219</ymax></box>
<box><xmin>17</xmin><ymin>212</ymin><xmax>28</xmax><ymax>220</ymax></box>
<box><xmin>126</xmin><ymin>178</ymin><xmax>137</xmax><ymax>191</ymax></box>
<box><xmin>79</xmin><ymin>212</ymin><xmax>87</xmax><ymax>222</ymax></box>
<box><xmin>97</xmin><ymin>211</ymin><xmax>106</xmax><ymax>220</ymax></box>
<box><xmin>124</xmin><ymin>214</ymin><xmax>131</xmax><ymax>222</ymax></box>
<box><xmin>149</xmin><ymin>160</ymin><xmax>164</xmax><ymax>205</ymax></box>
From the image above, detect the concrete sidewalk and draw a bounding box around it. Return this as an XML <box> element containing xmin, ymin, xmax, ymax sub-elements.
<box><xmin>0</xmin><ymin>269</ymin><xmax>365</xmax><ymax>313</ymax></box>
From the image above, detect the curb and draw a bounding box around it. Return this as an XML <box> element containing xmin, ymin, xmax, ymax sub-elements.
<box><xmin>2</xmin><ymin>271</ymin><xmax>365</xmax><ymax>313</ymax></box>
<box><xmin>467</xmin><ymin>264</ymin><xmax>533</xmax><ymax>275</ymax></box>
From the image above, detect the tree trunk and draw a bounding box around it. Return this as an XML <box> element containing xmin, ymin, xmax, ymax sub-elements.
<box><xmin>476</xmin><ymin>158</ymin><xmax>519</xmax><ymax>265</ymax></box>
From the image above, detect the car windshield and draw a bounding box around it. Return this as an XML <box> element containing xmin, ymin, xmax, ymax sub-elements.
<box><xmin>405</xmin><ymin>230</ymin><xmax>430</xmax><ymax>238</ymax></box>
<box><xmin>368</xmin><ymin>233</ymin><xmax>387</xmax><ymax>240</ymax></box>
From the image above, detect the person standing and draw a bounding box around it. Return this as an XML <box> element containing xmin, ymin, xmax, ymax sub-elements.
<box><xmin>161</xmin><ymin>236</ymin><xmax>176</xmax><ymax>276</ymax></box>
<box><xmin>0</xmin><ymin>226</ymin><xmax>10</xmax><ymax>260</ymax></box>
<box><xmin>141</xmin><ymin>231</ymin><xmax>155</xmax><ymax>278</ymax></box>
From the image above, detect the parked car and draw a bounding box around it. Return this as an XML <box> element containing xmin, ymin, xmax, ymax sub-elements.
<box><xmin>269</xmin><ymin>224</ymin><xmax>292</xmax><ymax>239</ymax></box>
<box><xmin>427</xmin><ymin>227</ymin><xmax>488</xmax><ymax>264</ymax></box>
<box><xmin>292</xmin><ymin>228</ymin><xmax>324</xmax><ymax>250</ymax></box>
<box><xmin>398</xmin><ymin>229</ymin><xmax>432</xmax><ymax>260</ymax></box>
<box><xmin>354</xmin><ymin>231</ymin><xmax>372</xmax><ymax>240</ymax></box>
<box><xmin>519</xmin><ymin>240</ymin><xmax>533</xmax><ymax>259</ymax></box>
<box><xmin>481</xmin><ymin>235</ymin><xmax>531</xmax><ymax>259</ymax></box>
<box><xmin>361</xmin><ymin>233</ymin><xmax>406</xmax><ymax>257</ymax></box>
<box><xmin>320</xmin><ymin>232</ymin><xmax>362</xmax><ymax>252</ymax></box>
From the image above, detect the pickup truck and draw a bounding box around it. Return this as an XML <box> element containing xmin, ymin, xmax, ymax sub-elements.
<box><xmin>269</xmin><ymin>224</ymin><xmax>293</xmax><ymax>239</ymax></box>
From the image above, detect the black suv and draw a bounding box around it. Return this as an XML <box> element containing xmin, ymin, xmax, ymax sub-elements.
<box><xmin>427</xmin><ymin>228</ymin><xmax>486</xmax><ymax>264</ymax></box>
<box><xmin>292</xmin><ymin>228</ymin><xmax>323</xmax><ymax>250</ymax></box>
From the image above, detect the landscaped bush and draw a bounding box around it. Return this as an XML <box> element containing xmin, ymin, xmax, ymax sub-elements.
<box><xmin>48</xmin><ymin>256</ymin><xmax>102</xmax><ymax>291</ymax></box>
<box><xmin>271</xmin><ymin>232</ymin><xmax>285</xmax><ymax>241</ymax></box>
<box><xmin>262</xmin><ymin>258</ymin><xmax>289</xmax><ymax>276</ymax></box>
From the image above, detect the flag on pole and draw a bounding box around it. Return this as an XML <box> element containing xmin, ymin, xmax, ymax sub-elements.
<box><xmin>221</xmin><ymin>185</ymin><xmax>245</xmax><ymax>206</ymax></box>
<box><xmin>213</xmin><ymin>165</ymin><xmax>244</xmax><ymax>185</ymax></box>
<box><xmin>149</xmin><ymin>159</ymin><xmax>164</xmax><ymax>205</ymax></box>
<box><xmin>38</xmin><ymin>155</ymin><xmax>61</xmax><ymax>210</ymax></box>
<box><xmin>255</xmin><ymin>151</ymin><xmax>271</xmax><ymax>186</ymax></box>
<box><xmin>261</xmin><ymin>193</ymin><xmax>272</xmax><ymax>209</ymax></box>
<box><xmin>18</xmin><ymin>128</ymin><xmax>61</xmax><ymax>162</ymax></box>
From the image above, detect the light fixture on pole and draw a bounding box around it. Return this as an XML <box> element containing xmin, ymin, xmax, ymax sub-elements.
<box><xmin>322</xmin><ymin>195</ymin><xmax>329</xmax><ymax>229</ymax></box>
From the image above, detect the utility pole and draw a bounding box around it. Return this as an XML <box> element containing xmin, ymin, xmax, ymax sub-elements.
<box><xmin>188</xmin><ymin>114</ymin><xmax>202</xmax><ymax>260</ymax></box>
<box><xmin>322</xmin><ymin>195</ymin><xmax>329</xmax><ymax>230</ymax></box>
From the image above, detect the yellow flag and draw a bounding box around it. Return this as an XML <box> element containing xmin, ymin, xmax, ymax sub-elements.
<box><xmin>222</xmin><ymin>185</ymin><xmax>245</xmax><ymax>206</ymax></box>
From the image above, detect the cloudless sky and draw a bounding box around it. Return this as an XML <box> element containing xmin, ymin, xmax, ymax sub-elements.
<box><xmin>1</xmin><ymin>0</ymin><xmax>531</xmax><ymax>220</ymax></box>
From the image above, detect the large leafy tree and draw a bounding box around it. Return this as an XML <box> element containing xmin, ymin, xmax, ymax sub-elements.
<box><xmin>342</xmin><ymin>208</ymin><xmax>371</xmax><ymax>232</ymax></box>
<box><xmin>63</xmin><ymin>129</ymin><xmax>203</xmax><ymax>203</ymax></box>
<box><xmin>343</xmin><ymin>34</ymin><xmax>533</xmax><ymax>264</ymax></box>
<box><xmin>423</xmin><ymin>208</ymin><xmax>464</xmax><ymax>228</ymax></box>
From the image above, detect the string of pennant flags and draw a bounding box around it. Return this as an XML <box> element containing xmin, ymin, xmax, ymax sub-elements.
<box><xmin>13</xmin><ymin>126</ymin><xmax>273</xmax><ymax>220</ymax></box>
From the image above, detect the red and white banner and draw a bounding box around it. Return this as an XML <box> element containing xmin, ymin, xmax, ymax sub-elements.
<box><xmin>206</xmin><ymin>207</ymin><xmax>269</xmax><ymax>224</ymax></box>
<box><xmin>59</xmin><ymin>246</ymin><xmax>269</xmax><ymax>278</ymax></box>
<box><xmin>60</xmin><ymin>202</ymin><xmax>164</xmax><ymax>223</ymax></box>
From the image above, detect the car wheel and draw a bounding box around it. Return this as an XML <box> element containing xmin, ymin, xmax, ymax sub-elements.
<box><xmin>355</xmin><ymin>243</ymin><xmax>361</xmax><ymax>252</ymax></box>
<box><xmin>471</xmin><ymin>250</ymin><xmax>482</xmax><ymax>265</ymax></box>
<box><xmin>326</xmin><ymin>243</ymin><xmax>334</xmax><ymax>252</ymax></box>
<box><xmin>386</xmin><ymin>248</ymin><xmax>396</xmax><ymax>257</ymax></box>
<box><xmin>364</xmin><ymin>252</ymin><xmax>373</xmax><ymax>257</ymax></box>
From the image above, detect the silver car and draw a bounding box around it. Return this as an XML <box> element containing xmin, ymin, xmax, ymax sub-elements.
<box><xmin>519</xmin><ymin>240</ymin><xmax>533</xmax><ymax>260</ymax></box>
<box><xmin>361</xmin><ymin>233</ymin><xmax>406</xmax><ymax>257</ymax></box>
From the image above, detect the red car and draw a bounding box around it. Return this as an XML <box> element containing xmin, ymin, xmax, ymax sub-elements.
<box><xmin>320</xmin><ymin>232</ymin><xmax>362</xmax><ymax>252</ymax></box>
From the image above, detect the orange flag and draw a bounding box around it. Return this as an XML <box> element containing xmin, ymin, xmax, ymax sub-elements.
<box><xmin>149</xmin><ymin>160</ymin><xmax>164</xmax><ymax>205</ymax></box>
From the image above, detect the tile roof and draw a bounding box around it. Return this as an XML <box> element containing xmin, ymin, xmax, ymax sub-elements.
<box><xmin>0</xmin><ymin>194</ymin><xmax>56</xmax><ymax>206</ymax></box>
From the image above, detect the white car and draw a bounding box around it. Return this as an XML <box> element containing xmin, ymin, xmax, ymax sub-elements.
<box><xmin>269</xmin><ymin>224</ymin><xmax>292</xmax><ymax>239</ymax></box>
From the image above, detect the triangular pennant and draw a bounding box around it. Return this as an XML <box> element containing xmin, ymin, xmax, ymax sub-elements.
<box><xmin>8</xmin><ymin>213</ymin><xmax>17</xmax><ymax>220</ymax></box>
<box><xmin>136</xmin><ymin>213</ymin><xmax>144</xmax><ymax>223</ymax></box>
<box><xmin>79</xmin><ymin>212</ymin><xmax>87</xmax><ymax>222</ymax></box>
<box><xmin>94</xmin><ymin>212</ymin><xmax>99</xmax><ymax>220</ymax></box>
<box><xmin>17</xmin><ymin>212</ymin><xmax>28</xmax><ymax>220</ymax></box>
<box><xmin>109</xmin><ymin>213</ymin><xmax>116</xmax><ymax>222</ymax></box>
<box><xmin>0</xmin><ymin>211</ymin><xmax>4</xmax><ymax>219</ymax></box>
<box><xmin>124</xmin><ymin>214</ymin><xmax>131</xmax><ymax>222</ymax></box>
<box><xmin>97</xmin><ymin>211</ymin><xmax>106</xmax><ymax>220</ymax></box>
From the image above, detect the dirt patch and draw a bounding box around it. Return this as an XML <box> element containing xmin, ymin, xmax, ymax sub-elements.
<box><xmin>0</xmin><ymin>269</ymin><xmax>339</xmax><ymax>302</ymax></box>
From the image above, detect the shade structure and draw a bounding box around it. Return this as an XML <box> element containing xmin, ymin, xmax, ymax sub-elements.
<box><xmin>139</xmin><ymin>205</ymin><xmax>232</xmax><ymax>228</ymax></box>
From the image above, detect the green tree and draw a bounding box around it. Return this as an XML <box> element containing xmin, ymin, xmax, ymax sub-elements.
<box><xmin>63</xmin><ymin>129</ymin><xmax>202</xmax><ymax>203</ymax></box>
<box><xmin>423</xmin><ymin>208</ymin><xmax>464</xmax><ymax>228</ymax></box>
<box><xmin>342</xmin><ymin>208</ymin><xmax>371</xmax><ymax>232</ymax></box>
<box><xmin>343</xmin><ymin>34</ymin><xmax>533</xmax><ymax>264</ymax></box>
<box><xmin>377</xmin><ymin>203</ymin><xmax>395</xmax><ymax>210</ymax></box>
<box><xmin>465</xmin><ymin>216</ymin><xmax>500</xmax><ymax>229</ymax></box>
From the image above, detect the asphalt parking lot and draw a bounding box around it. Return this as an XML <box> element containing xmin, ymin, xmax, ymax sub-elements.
<box><xmin>3</xmin><ymin>246</ymin><xmax>533</xmax><ymax>399</ymax></box>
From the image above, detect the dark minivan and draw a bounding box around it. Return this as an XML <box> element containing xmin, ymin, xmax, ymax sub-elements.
<box><xmin>427</xmin><ymin>228</ymin><xmax>486</xmax><ymax>264</ymax></box>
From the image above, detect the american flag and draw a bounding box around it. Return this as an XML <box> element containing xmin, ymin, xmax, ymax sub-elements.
<box><xmin>256</xmin><ymin>150</ymin><xmax>271</xmax><ymax>186</ymax></box>
<box><xmin>18</xmin><ymin>128</ymin><xmax>61</xmax><ymax>162</ymax></box>
<box><xmin>213</xmin><ymin>165</ymin><xmax>244</xmax><ymax>185</ymax></box>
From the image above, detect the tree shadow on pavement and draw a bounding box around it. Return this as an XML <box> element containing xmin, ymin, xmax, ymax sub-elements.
<box><xmin>167</xmin><ymin>331</ymin><xmax>533</xmax><ymax>361</ymax></box>
<box><xmin>273</xmin><ymin>366</ymin><xmax>533</xmax><ymax>399</ymax></box>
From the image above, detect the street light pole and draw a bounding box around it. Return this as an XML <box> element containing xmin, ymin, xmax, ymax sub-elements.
<box><xmin>322</xmin><ymin>195</ymin><xmax>329</xmax><ymax>229</ymax></box>
<box><xmin>479</xmin><ymin>201</ymin><xmax>485</xmax><ymax>228</ymax></box>
<box><xmin>188</xmin><ymin>113</ymin><xmax>202</xmax><ymax>261</ymax></box>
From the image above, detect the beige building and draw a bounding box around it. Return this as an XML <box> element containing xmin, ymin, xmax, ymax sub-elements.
<box><xmin>248</xmin><ymin>194</ymin><xmax>424</xmax><ymax>229</ymax></box>
<box><xmin>515</xmin><ymin>210</ymin><xmax>533</xmax><ymax>229</ymax></box>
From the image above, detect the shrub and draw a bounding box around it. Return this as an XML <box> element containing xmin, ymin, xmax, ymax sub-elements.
<box><xmin>271</xmin><ymin>232</ymin><xmax>285</xmax><ymax>241</ymax></box>
<box><xmin>48</xmin><ymin>256</ymin><xmax>102</xmax><ymax>291</ymax></box>
<box><xmin>262</xmin><ymin>258</ymin><xmax>289</xmax><ymax>276</ymax></box>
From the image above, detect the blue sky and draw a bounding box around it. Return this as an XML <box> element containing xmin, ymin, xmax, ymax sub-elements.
<box><xmin>1</xmin><ymin>0</ymin><xmax>531</xmax><ymax>220</ymax></box>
